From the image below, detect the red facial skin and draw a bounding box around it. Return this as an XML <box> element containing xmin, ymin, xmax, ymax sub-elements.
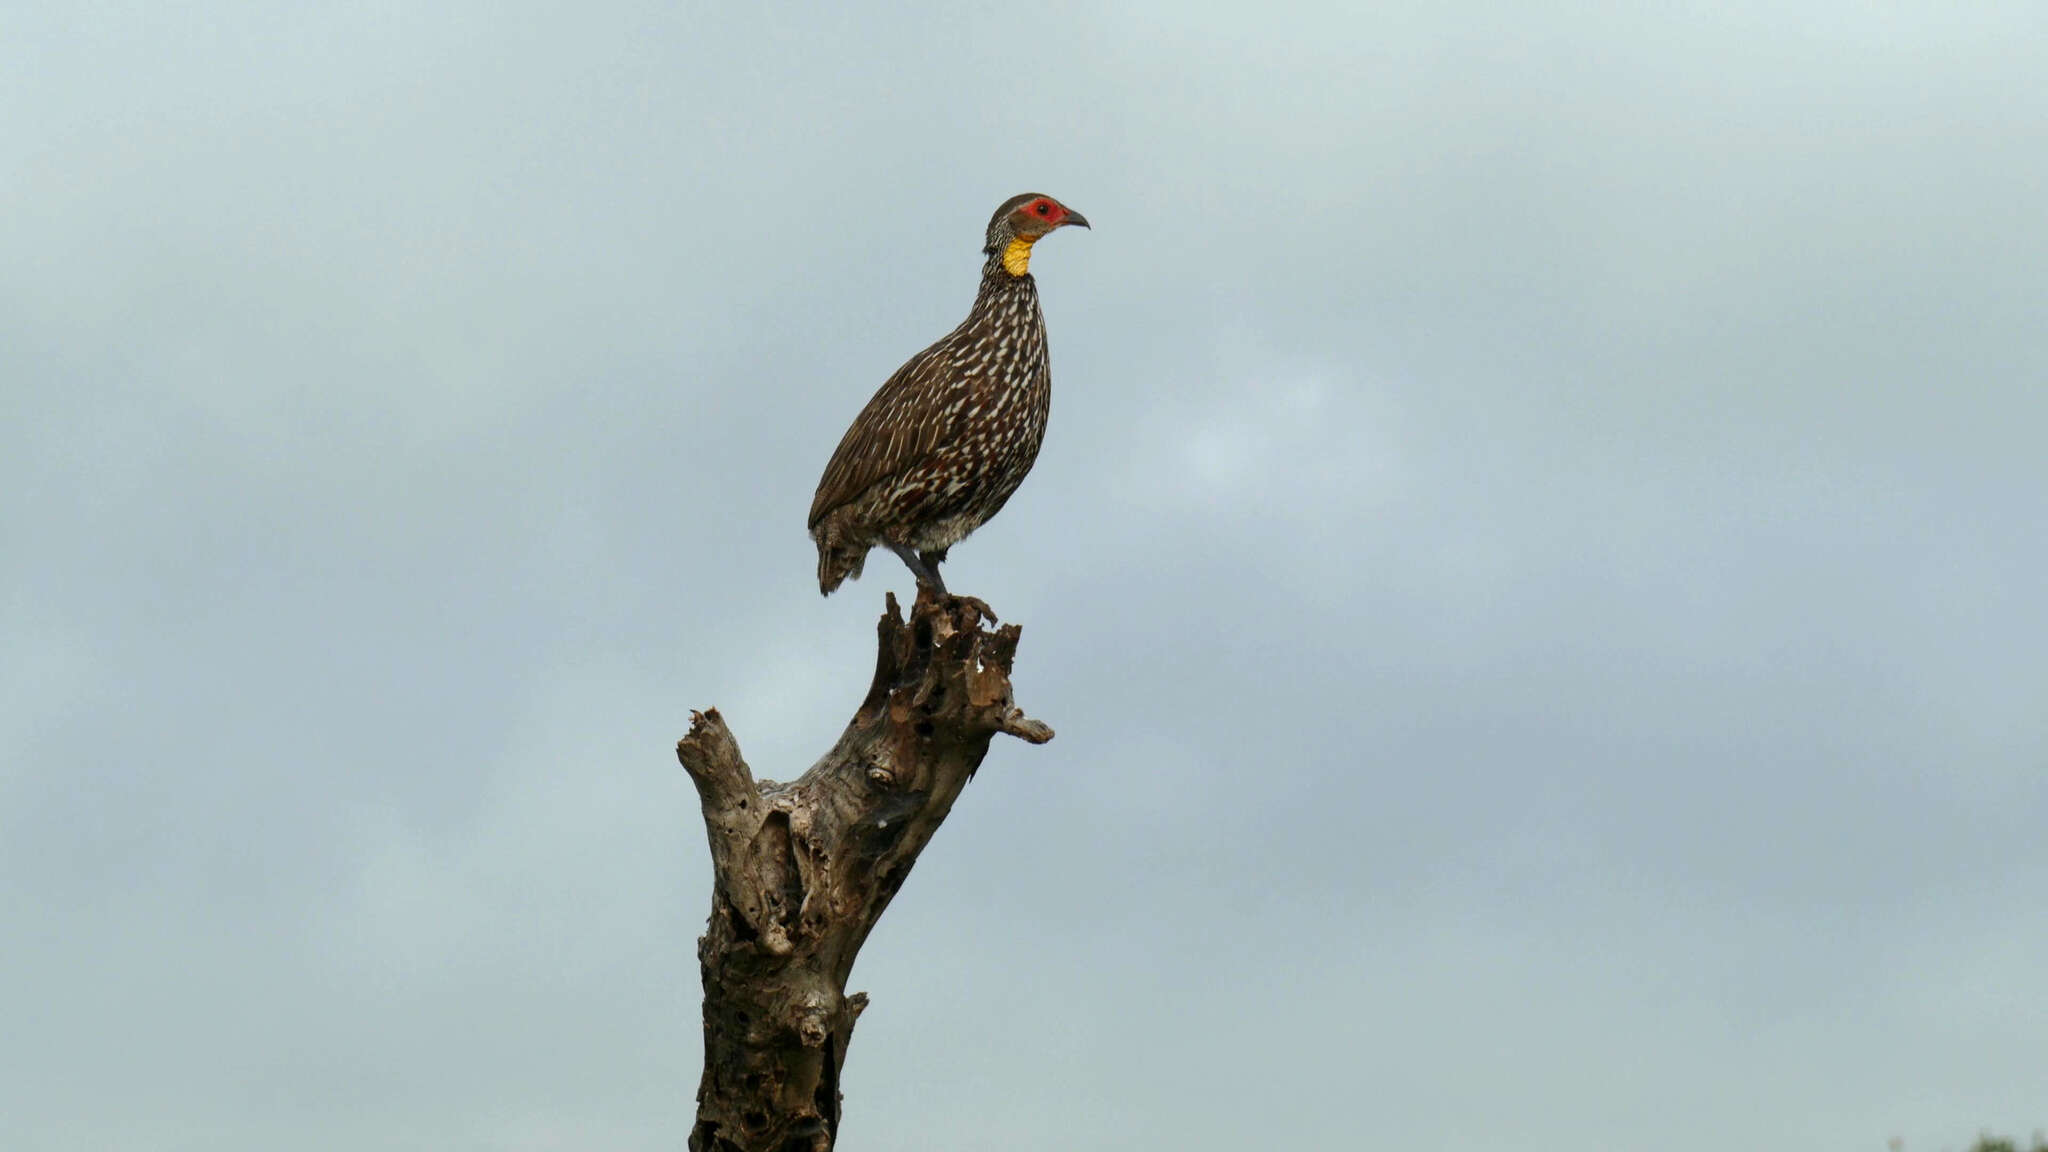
<box><xmin>1021</xmin><ymin>197</ymin><xmax>1071</xmax><ymax>227</ymax></box>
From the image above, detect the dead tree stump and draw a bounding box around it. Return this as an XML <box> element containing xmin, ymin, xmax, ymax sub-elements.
<box><xmin>675</xmin><ymin>592</ymin><xmax>1053</xmax><ymax>1152</ymax></box>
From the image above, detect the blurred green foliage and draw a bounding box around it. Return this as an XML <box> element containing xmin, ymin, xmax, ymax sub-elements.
<box><xmin>1963</xmin><ymin>1136</ymin><xmax>2047</xmax><ymax>1152</ymax></box>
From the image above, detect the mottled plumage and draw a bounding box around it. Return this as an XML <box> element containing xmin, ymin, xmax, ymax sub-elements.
<box><xmin>810</xmin><ymin>193</ymin><xmax>1089</xmax><ymax>596</ymax></box>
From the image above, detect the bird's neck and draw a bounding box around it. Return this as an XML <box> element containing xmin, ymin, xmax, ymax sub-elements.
<box><xmin>972</xmin><ymin>259</ymin><xmax>1038</xmax><ymax>314</ymax></box>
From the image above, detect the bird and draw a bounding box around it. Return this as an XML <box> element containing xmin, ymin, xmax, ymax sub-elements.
<box><xmin>808</xmin><ymin>192</ymin><xmax>1089</xmax><ymax>599</ymax></box>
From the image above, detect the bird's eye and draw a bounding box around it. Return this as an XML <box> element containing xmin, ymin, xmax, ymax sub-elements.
<box><xmin>1035</xmin><ymin>202</ymin><xmax>1051</xmax><ymax>215</ymax></box>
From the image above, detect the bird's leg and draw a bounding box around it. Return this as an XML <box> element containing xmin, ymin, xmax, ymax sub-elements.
<box><xmin>920</xmin><ymin>548</ymin><xmax>996</xmax><ymax>623</ymax></box>
<box><xmin>918</xmin><ymin>549</ymin><xmax>950</xmax><ymax>595</ymax></box>
<box><xmin>882</xmin><ymin>543</ymin><xmax>997</xmax><ymax>622</ymax></box>
<box><xmin>886</xmin><ymin>542</ymin><xmax>947</xmax><ymax>596</ymax></box>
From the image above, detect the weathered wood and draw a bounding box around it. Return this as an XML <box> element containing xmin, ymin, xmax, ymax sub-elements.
<box><xmin>676</xmin><ymin>592</ymin><xmax>1052</xmax><ymax>1152</ymax></box>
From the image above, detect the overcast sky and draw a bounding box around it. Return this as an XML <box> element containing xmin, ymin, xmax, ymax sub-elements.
<box><xmin>4</xmin><ymin>2</ymin><xmax>2044</xmax><ymax>1149</ymax></box>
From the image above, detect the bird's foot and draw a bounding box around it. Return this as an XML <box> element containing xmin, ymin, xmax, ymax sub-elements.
<box><xmin>908</xmin><ymin>581</ymin><xmax>995</xmax><ymax>626</ymax></box>
<box><xmin>908</xmin><ymin>573</ymin><xmax>945</xmax><ymax>603</ymax></box>
<box><xmin>949</xmin><ymin>594</ymin><xmax>997</xmax><ymax>625</ymax></box>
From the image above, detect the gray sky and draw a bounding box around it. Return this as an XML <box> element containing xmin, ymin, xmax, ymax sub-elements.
<box><xmin>5</xmin><ymin>2</ymin><xmax>2044</xmax><ymax>1149</ymax></box>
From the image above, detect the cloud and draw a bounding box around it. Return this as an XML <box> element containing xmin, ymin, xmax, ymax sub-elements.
<box><xmin>4</xmin><ymin>2</ymin><xmax>2045</xmax><ymax>1149</ymax></box>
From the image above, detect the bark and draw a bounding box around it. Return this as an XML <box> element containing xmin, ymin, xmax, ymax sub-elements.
<box><xmin>675</xmin><ymin>592</ymin><xmax>1053</xmax><ymax>1152</ymax></box>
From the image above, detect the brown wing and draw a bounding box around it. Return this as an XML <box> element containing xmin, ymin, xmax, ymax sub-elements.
<box><xmin>808</xmin><ymin>335</ymin><xmax>970</xmax><ymax>529</ymax></box>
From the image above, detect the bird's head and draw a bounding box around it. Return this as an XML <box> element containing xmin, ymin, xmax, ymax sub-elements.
<box><xmin>983</xmin><ymin>193</ymin><xmax>1089</xmax><ymax>277</ymax></box>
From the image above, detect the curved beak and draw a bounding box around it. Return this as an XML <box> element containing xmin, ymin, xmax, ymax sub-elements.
<box><xmin>1062</xmin><ymin>209</ymin><xmax>1091</xmax><ymax>230</ymax></box>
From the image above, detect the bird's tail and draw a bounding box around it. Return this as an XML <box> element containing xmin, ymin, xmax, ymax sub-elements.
<box><xmin>813</xmin><ymin>525</ymin><xmax>867</xmax><ymax>596</ymax></box>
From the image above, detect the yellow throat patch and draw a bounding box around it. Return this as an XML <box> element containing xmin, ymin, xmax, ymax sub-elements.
<box><xmin>1001</xmin><ymin>235</ymin><xmax>1037</xmax><ymax>276</ymax></box>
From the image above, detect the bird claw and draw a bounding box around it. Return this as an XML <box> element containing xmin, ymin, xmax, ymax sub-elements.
<box><xmin>909</xmin><ymin>583</ymin><xmax>997</xmax><ymax>627</ymax></box>
<box><xmin>950</xmin><ymin>595</ymin><xmax>997</xmax><ymax>625</ymax></box>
